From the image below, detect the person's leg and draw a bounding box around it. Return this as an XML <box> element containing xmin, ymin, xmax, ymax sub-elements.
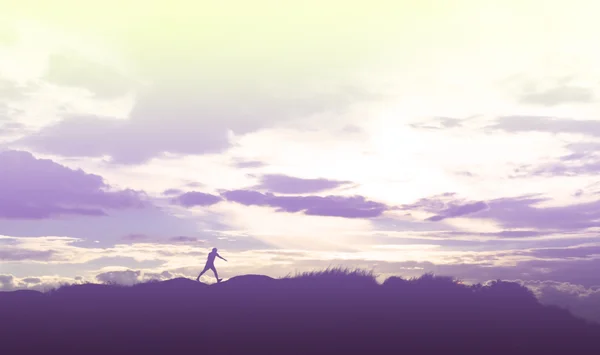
<box><xmin>196</xmin><ymin>265</ymin><xmax>210</xmax><ymax>281</ymax></box>
<box><xmin>211</xmin><ymin>266</ymin><xmax>220</xmax><ymax>282</ymax></box>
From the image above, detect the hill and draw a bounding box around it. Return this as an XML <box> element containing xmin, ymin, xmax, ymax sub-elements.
<box><xmin>1</xmin><ymin>269</ymin><xmax>599</xmax><ymax>355</ymax></box>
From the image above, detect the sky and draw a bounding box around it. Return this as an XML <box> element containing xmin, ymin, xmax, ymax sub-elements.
<box><xmin>2</xmin><ymin>0</ymin><xmax>600</xmax><ymax>320</ymax></box>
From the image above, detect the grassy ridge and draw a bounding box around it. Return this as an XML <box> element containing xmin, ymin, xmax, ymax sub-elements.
<box><xmin>1</xmin><ymin>268</ymin><xmax>599</xmax><ymax>355</ymax></box>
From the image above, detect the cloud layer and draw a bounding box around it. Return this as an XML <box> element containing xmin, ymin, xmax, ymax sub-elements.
<box><xmin>222</xmin><ymin>190</ymin><xmax>389</xmax><ymax>218</ymax></box>
<box><xmin>0</xmin><ymin>150</ymin><xmax>146</xmax><ymax>219</ymax></box>
<box><xmin>254</xmin><ymin>174</ymin><xmax>353</xmax><ymax>194</ymax></box>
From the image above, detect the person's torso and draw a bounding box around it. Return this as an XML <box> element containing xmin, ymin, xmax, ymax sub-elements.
<box><xmin>206</xmin><ymin>252</ymin><xmax>216</xmax><ymax>264</ymax></box>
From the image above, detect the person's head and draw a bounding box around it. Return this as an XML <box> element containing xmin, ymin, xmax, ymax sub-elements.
<box><xmin>212</xmin><ymin>247</ymin><xmax>217</xmax><ymax>253</ymax></box>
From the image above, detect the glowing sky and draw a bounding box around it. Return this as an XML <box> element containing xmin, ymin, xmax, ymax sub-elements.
<box><xmin>2</xmin><ymin>0</ymin><xmax>600</xmax><ymax>320</ymax></box>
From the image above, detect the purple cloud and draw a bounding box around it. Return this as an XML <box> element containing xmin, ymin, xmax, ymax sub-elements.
<box><xmin>400</xmin><ymin>192</ymin><xmax>458</xmax><ymax>213</ymax></box>
<box><xmin>14</xmin><ymin>114</ymin><xmax>231</xmax><ymax>164</ymax></box>
<box><xmin>0</xmin><ymin>150</ymin><xmax>146</xmax><ymax>219</ymax></box>
<box><xmin>121</xmin><ymin>234</ymin><xmax>152</xmax><ymax>242</ymax></box>
<box><xmin>254</xmin><ymin>174</ymin><xmax>353</xmax><ymax>194</ymax></box>
<box><xmin>566</xmin><ymin>142</ymin><xmax>600</xmax><ymax>153</ymax></box>
<box><xmin>477</xmin><ymin>230</ymin><xmax>546</xmax><ymax>238</ymax></box>
<box><xmin>119</xmin><ymin>234</ymin><xmax>204</xmax><ymax>245</ymax></box>
<box><xmin>22</xmin><ymin>277</ymin><xmax>41</xmax><ymax>284</ymax></box>
<box><xmin>425</xmin><ymin>201</ymin><xmax>488</xmax><ymax>221</ymax></box>
<box><xmin>474</xmin><ymin>196</ymin><xmax>600</xmax><ymax>231</ymax></box>
<box><xmin>512</xmin><ymin>258</ymin><xmax>600</xmax><ymax>288</ymax></box>
<box><xmin>435</xmin><ymin>230</ymin><xmax>546</xmax><ymax>239</ymax></box>
<box><xmin>401</xmin><ymin>194</ymin><xmax>488</xmax><ymax>221</ymax></box>
<box><xmin>527</xmin><ymin>245</ymin><xmax>600</xmax><ymax>259</ymax></box>
<box><xmin>407</xmin><ymin>193</ymin><xmax>600</xmax><ymax>232</ymax></box>
<box><xmin>221</xmin><ymin>189</ymin><xmax>388</xmax><ymax>218</ymax></box>
<box><xmin>506</xmin><ymin>140</ymin><xmax>600</xmax><ymax>178</ymax></box>
<box><xmin>14</xmin><ymin>83</ymin><xmax>372</xmax><ymax>164</ymax></box>
<box><xmin>232</xmin><ymin>159</ymin><xmax>266</xmax><ymax>169</ymax></box>
<box><xmin>530</xmin><ymin>161</ymin><xmax>600</xmax><ymax>177</ymax></box>
<box><xmin>0</xmin><ymin>249</ymin><xmax>54</xmax><ymax>261</ymax></box>
<box><xmin>491</xmin><ymin>116</ymin><xmax>600</xmax><ymax>137</ymax></box>
<box><xmin>0</xmin><ymin>275</ymin><xmax>15</xmax><ymax>290</ymax></box>
<box><xmin>162</xmin><ymin>188</ymin><xmax>182</xmax><ymax>196</ymax></box>
<box><xmin>172</xmin><ymin>191</ymin><xmax>222</xmax><ymax>207</ymax></box>
<box><xmin>168</xmin><ymin>236</ymin><xmax>203</xmax><ymax>243</ymax></box>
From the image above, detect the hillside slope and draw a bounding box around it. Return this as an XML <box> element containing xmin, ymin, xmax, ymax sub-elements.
<box><xmin>1</xmin><ymin>270</ymin><xmax>599</xmax><ymax>355</ymax></box>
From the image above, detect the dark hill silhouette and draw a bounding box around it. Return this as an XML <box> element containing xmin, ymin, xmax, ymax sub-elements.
<box><xmin>1</xmin><ymin>268</ymin><xmax>599</xmax><ymax>355</ymax></box>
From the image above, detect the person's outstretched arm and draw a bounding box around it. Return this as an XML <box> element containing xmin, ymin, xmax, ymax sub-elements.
<box><xmin>217</xmin><ymin>253</ymin><xmax>227</xmax><ymax>262</ymax></box>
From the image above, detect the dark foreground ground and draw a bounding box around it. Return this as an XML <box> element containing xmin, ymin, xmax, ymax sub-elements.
<box><xmin>1</xmin><ymin>270</ymin><xmax>599</xmax><ymax>355</ymax></box>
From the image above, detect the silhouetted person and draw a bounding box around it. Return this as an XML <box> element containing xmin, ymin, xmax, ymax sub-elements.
<box><xmin>196</xmin><ymin>248</ymin><xmax>227</xmax><ymax>283</ymax></box>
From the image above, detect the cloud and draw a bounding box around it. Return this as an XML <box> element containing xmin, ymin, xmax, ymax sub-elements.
<box><xmin>0</xmin><ymin>150</ymin><xmax>147</xmax><ymax>219</ymax></box>
<box><xmin>400</xmin><ymin>192</ymin><xmax>459</xmax><ymax>213</ymax></box>
<box><xmin>503</xmin><ymin>72</ymin><xmax>598</xmax><ymax>107</ymax></box>
<box><xmin>527</xmin><ymin>245</ymin><xmax>600</xmax><ymax>259</ymax></box>
<box><xmin>232</xmin><ymin>159</ymin><xmax>266</xmax><ymax>169</ymax></box>
<box><xmin>15</xmin><ymin>79</ymin><xmax>374</xmax><ymax>164</ymax></box>
<box><xmin>254</xmin><ymin>174</ymin><xmax>353</xmax><ymax>194</ymax></box>
<box><xmin>521</xmin><ymin>160</ymin><xmax>600</xmax><ymax>177</ymax></box>
<box><xmin>518</xmin><ymin>85</ymin><xmax>594</xmax><ymax>106</ymax></box>
<box><xmin>0</xmin><ymin>273</ymin><xmax>85</xmax><ymax>291</ymax></box>
<box><xmin>400</xmin><ymin>194</ymin><xmax>489</xmax><ymax>221</ymax></box>
<box><xmin>22</xmin><ymin>277</ymin><xmax>41</xmax><ymax>284</ymax></box>
<box><xmin>0</xmin><ymin>77</ymin><xmax>24</xmax><ymax>100</ymax></box>
<box><xmin>566</xmin><ymin>142</ymin><xmax>600</xmax><ymax>154</ymax></box>
<box><xmin>117</xmin><ymin>234</ymin><xmax>204</xmax><ymax>245</ymax></box>
<box><xmin>491</xmin><ymin>116</ymin><xmax>600</xmax><ymax>137</ymax></box>
<box><xmin>507</xmin><ymin>141</ymin><xmax>600</xmax><ymax>178</ymax></box>
<box><xmin>95</xmin><ymin>269</ymin><xmax>175</xmax><ymax>285</ymax></box>
<box><xmin>0</xmin><ymin>248</ymin><xmax>54</xmax><ymax>261</ymax></box>
<box><xmin>0</xmin><ymin>79</ymin><xmax>29</xmax><ymax>138</ymax></box>
<box><xmin>474</xmin><ymin>196</ymin><xmax>600</xmax><ymax>232</ymax></box>
<box><xmin>96</xmin><ymin>270</ymin><xmax>141</xmax><ymax>285</ymax></box>
<box><xmin>120</xmin><ymin>233</ymin><xmax>152</xmax><ymax>242</ymax></box>
<box><xmin>0</xmin><ymin>121</ymin><xmax>26</xmax><ymax>138</ymax></box>
<box><xmin>0</xmin><ymin>202</ymin><xmax>206</xmax><ymax>249</ymax></box>
<box><xmin>14</xmin><ymin>115</ymin><xmax>174</xmax><ymax>165</ymax></box>
<box><xmin>143</xmin><ymin>271</ymin><xmax>173</xmax><ymax>281</ymax></box>
<box><xmin>0</xmin><ymin>274</ymin><xmax>15</xmax><ymax>290</ymax></box>
<box><xmin>440</xmin><ymin>230</ymin><xmax>546</xmax><ymax>239</ymax></box>
<box><xmin>15</xmin><ymin>112</ymin><xmax>232</xmax><ymax>164</ymax></box>
<box><xmin>425</xmin><ymin>201</ymin><xmax>488</xmax><ymax>221</ymax></box>
<box><xmin>44</xmin><ymin>52</ymin><xmax>134</xmax><ymax>99</ymax></box>
<box><xmin>221</xmin><ymin>189</ymin><xmax>388</xmax><ymax>218</ymax></box>
<box><xmin>168</xmin><ymin>236</ymin><xmax>203</xmax><ymax>244</ymax></box>
<box><xmin>172</xmin><ymin>191</ymin><xmax>222</xmax><ymax>207</ymax></box>
<box><xmin>409</xmin><ymin>117</ymin><xmax>465</xmax><ymax>130</ymax></box>
<box><xmin>404</xmin><ymin>193</ymin><xmax>600</xmax><ymax>232</ymax></box>
<box><xmin>162</xmin><ymin>189</ymin><xmax>182</xmax><ymax>196</ymax></box>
